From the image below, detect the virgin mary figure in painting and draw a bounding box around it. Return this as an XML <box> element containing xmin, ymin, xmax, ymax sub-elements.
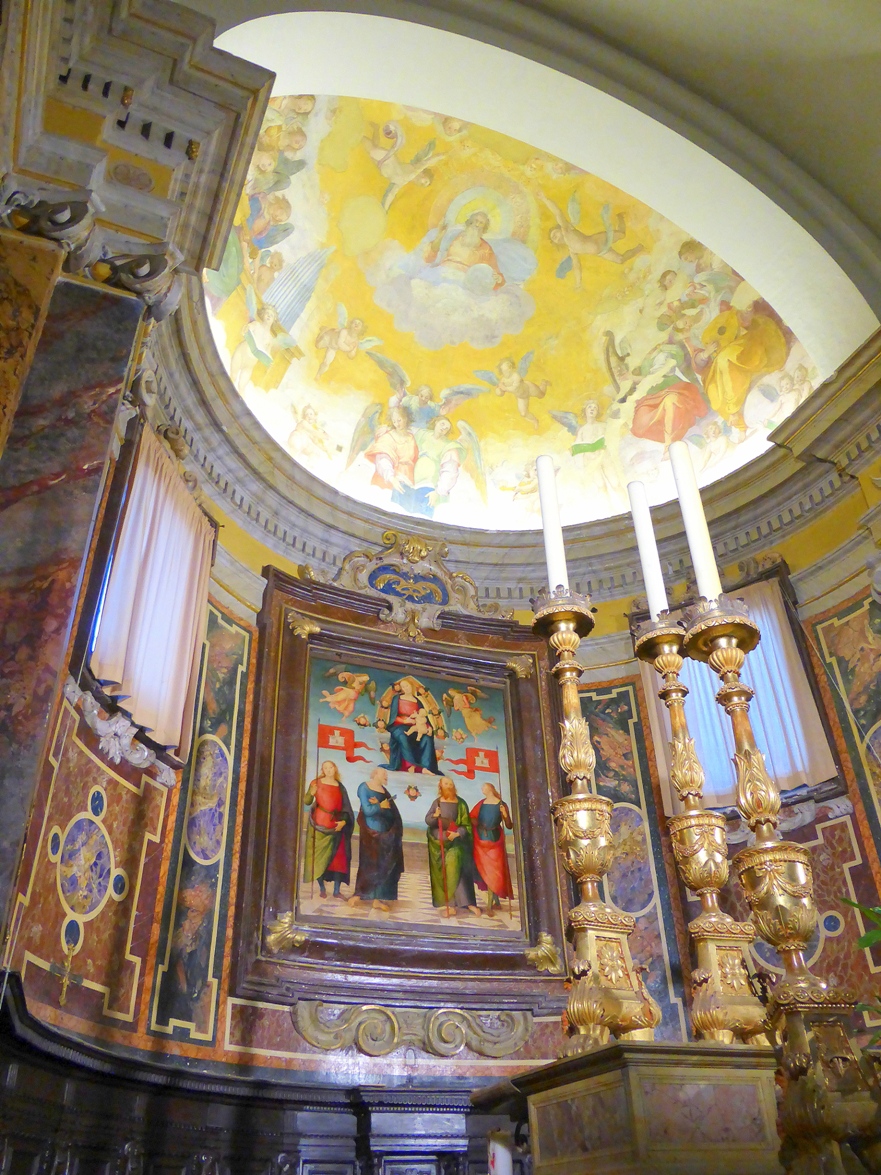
<box><xmin>348</xmin><ymin>766</ymin><xmax>404</xmax><ymax>912</ymax></box>
<box><xmin>303</xmin><ymin>760</ymin><xmax>354</xmax><ymax>898</ymax></box>
<box><xmin>470</xmin><ymin>781</ymin><xmax>514</xmax><ymax>916</ymax></box>
<box><xmin>425</xmin><ymin>778</ymin><xmax>481</xmax><ymax>918</ymax></box>
<box><xmin>378</xmin><ymin>677</ymin><xmax>443</xmax><ymax>774</ymax></box>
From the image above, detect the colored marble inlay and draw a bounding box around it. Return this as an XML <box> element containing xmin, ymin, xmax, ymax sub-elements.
<box><xmin>58</xmin><ymin>817</ymin><xmax>112</xmax><ymax>917</ymax></box>
<box><xmin>580</xmin><ymin>680</ymin><xmax>688</xmax><ymax>1041</ymax></box>
<box><xmin>0</xmin><ymin>277</ymin><xmax>141</xmax><ymax>916</ymax></box>
<box><xmin>535</xmin><ymin>1083</ymin><xmax>631</xmax><ymax>1159</ymax></box>
<box><xmin>641</xmin><ymin>1078</ymin><xmax>770</xmax><ymax>1145</ymax></box>
<box><xmin>151</xmin><ymin>607</ymin><xmax>250</xmax><ymax>1043</ymax></box>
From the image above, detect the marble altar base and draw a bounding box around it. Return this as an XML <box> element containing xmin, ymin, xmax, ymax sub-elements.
<box><xmin>484</xmin><ymin>1040</ymin><xmax>783</xmax><ymax>1175</ymax></box>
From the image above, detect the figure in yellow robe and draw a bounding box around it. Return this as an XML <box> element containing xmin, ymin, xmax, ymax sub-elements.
<box><xmin>700</xmin><ymin>309</ymin><xmax>788</xmax><ymax>429</ymax></box>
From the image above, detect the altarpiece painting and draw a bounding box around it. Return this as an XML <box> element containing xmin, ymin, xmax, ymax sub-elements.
<box><xmin>234</xmin><ymin>567</ymin><xmax>567</xmax><ymax>1013</ymax></box>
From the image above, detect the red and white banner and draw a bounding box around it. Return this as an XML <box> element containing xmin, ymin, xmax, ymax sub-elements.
<box><xmin>445</xmin><ymin>746</ymin><xmax>500</xmax><ymax>778</ymax></box>
<box><xmin>318</xmin><ymin>724</ymin><xmax>371</xmax><ymax>763</ymax></box>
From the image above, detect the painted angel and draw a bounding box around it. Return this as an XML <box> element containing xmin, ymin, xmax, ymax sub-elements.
<box><xmin>363</xmin><ymin>121</ymin><xmax>443</xmax><ymax>210</ymax></box>
<box><xmin>229</xmin><ymin>288</ymin><xmax>302</xmax><ymax>393</ymax></box>
<box><xmin>320</xmin><ymin>668</ymin><xmax>377</xmax><ymax>720</ymax></box>
<box><xmin>540</xmin><ymin>192</ymin><xmax>644</xmax><ymax>288</ymax></box>
<box><xmin>472</xmin><ymin>352</ymin><xmax>548</xmax><ymax>428</ymax></box>
<box><xmin>442</xmin><ymin>686</ymin><xmax>497</xmax><ymax>740</ymax></box>
<box><xmin>366</xmin><ymin>351</ymin><xmax>441</xmax><ymax>428</ymax></box>
<box><xmin>315</xmin><ymin>304</ymin><xmax>382</xmax><ymax>377</ymax></box>
<box><xmin>411</xmin><ymin>415</ymin><xmax>485</xmax><ymax>518</ymax></box>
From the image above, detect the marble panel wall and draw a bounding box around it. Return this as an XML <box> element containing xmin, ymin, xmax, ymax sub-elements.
<box><xmin>0</xmin><ymin>229</ymin><xmax>62</xmax><ymax>458</ymax></box>
<box><xmin>0</xmin><ymin>277</ymin><xmax>142</xmax><ymax>920</ymax></box>
<box><xmin>579</xmin><ymin>679</ymin><xmax>690</xmax><ymax>1040</ymax></box>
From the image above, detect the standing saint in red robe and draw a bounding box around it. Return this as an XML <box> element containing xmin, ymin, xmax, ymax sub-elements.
<box><xmin>470</xmin><ymin>781</ymin><xmax>514</xmax><ymax>915</ymax></box>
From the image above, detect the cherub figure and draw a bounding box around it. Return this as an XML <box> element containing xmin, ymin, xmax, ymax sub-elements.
<box><xmin>315</xmin><ymin>304</ymin><xmax>382</xmax><ymax>377</ymax></box>
<box><xmin>471</xmin><ymin>352</ymin><xmax>548</xmax><ymax>428</ymax></box>
<box><xmin>363</xmin><ymin>122</ymin><xmax>443</xmax><ymax>210</ymax></box>
<box><xmin>540</xmin><ymin>192</ymin><xmax>644</xmax><ymax>288</ymax></box>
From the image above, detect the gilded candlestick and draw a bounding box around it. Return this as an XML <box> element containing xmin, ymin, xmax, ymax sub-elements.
<box><xmin>534</xmin><ymin>587</ymin><xmax>660</xmax><ymax>1056</ymax></box>
<box><xmin>682</xmin><ymin>595</ymin><xmax>854</xmax><ymax>1040</ymax></box>
<box><xmin>633</xmin><ymin>618</ymin><xmax>765</xmax><ymax>1044</ymax></box>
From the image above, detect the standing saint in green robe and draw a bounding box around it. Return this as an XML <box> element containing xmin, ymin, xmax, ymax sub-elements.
<box><xmin>425</xmin><ymin>777</ymin><xmax>481</xmax><ymax>917</ymax></box>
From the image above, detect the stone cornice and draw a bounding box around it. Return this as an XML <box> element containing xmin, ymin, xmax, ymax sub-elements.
<box><xmin>3</xmin><ymin>0</ymin><xmax>272</xmax><ymax>269</ymax></box>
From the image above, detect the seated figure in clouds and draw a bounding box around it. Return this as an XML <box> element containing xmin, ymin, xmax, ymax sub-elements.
<box><xmin>424</xmin><ymin>211</ymin><xmax>506</xmax><ymax>289</ymax></box>
<box><xmin>368</xmin><ymin>201</ymin><xmax>538</xmax><ymax>349</ymax></box>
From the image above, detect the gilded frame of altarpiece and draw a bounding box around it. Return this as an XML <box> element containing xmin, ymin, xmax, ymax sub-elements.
<box><xmin>234</xmin><ymin>569</ymin><xmax>569</xmax><ymax>1013</ymax></box>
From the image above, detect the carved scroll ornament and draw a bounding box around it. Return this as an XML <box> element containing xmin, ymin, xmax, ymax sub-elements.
<box><xmin>294</xmin><ymin>1000</ymin><xmax>532</xmax><ymax>1058</ymax></box>
<box><xmin>316</xmin><ymin>529</ymin><xmax>513</xmax><ymax>641</ymax></box>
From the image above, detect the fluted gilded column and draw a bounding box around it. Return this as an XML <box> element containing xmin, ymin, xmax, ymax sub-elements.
<box><xmin>533</xmin><ymin>587</ymin><xmax>660</xmax><ymax>1056</ymax></box>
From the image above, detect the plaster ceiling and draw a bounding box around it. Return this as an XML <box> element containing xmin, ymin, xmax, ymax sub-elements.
<box><xmin>203</xmin><ymin>11</ymin><xmax>878</xmax><ymax>533</ymax></box>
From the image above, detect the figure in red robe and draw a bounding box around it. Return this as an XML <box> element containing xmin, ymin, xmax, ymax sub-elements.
<box><xmin>470</xmin><ymin>781</ymin><xmax>514</xmax><ymax>915</ymax></box>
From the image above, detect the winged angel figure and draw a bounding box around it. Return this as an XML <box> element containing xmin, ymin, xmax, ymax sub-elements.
<box><xmin>346</xmin><ymin>355</ymin><xmax>487</xmax><ymax>519</ymax></box>
<box><xmin>453</xmin><ymin>351</ymin><xmax>549</xmax><ymax>428</ymax></box>
<box><xmin>363</xmin><ymin>121</ymin><xmax>444</xmax><ymax>210</ymax></box>
<box><xmin>229</xmin><ymin>285</ymin><xmax>301</xmax><ymax>393</ymax></box>
<box><xmin>442</xmin><ymin>686</ymin><xmax>497</xmax><ymax>740</ymax></box>
<box><xmin>316</xmin><ymin>304</ymin><xmax>383</xmax><ymax>378</ymax></box>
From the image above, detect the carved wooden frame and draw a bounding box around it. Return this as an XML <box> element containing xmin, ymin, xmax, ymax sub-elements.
<box><xmin>234</xmin><ymin>569</ymin><xmax>568</xmax><ymax>1011</ymax></box>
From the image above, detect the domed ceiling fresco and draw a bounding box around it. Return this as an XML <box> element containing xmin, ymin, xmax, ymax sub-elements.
<box><xmin>203</xmin><ymin>94</ymin><xmax>818</xmax><ymax>531</ymax></box>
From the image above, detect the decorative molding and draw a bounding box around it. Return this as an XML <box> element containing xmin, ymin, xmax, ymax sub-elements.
<box><xmin>264</xmin><ymin>911</ymin><xmax>307</xmax><ymax>954</ymax></box>
<box><xmin>4</xmin><ymin>0</ymin><xmax>273</xmax><ymax>271</ymax></box>
<box><xmin>524</xmin><ymin>932</ymin><xmax>565</xmax><ymax>975</ymax></box>
<box><xmin>331</xmin><ymin>530</ymin><xmax>513</xmax><ymax>641</ymax></box>
<box><xmin>63</xmin><ymin>676</ymin><xmax>176</xmax><ymax>788</ymax></box>
<box><xmin>294</xmin><ymin>1000</ymin><xmax>532</xmax><ymax>1058</ymax></box>
<box><xmin>505</xmin><ymin>655</ymin><xmax>534</xmax><ymax>679</ymax></box>
<box><xmin>285</xmin><ymin>610</ymin><xmax>320</xmax><ymax>640</ymax></box>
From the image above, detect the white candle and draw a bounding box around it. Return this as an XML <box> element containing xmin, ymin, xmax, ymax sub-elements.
<box><xmin>488</xmin><ymin>1131</ymin><xmax>514</xmax><ymax>1175</ymax></box>
<box><xmin>536</xmin><ymin>455</ymin><xmax>569</xmax><ymax>591</ymax></box>
<box><xmin>669</xmin><ymin>441</ymin><xmax>723</xmax><ymax>601</ymax></box>
<box><xmin>627</xmin><ymin>481</ymin><xmax>669</xmax><ymax>621</ymax></box>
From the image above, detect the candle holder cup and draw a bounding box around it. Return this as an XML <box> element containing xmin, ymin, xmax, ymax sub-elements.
<box><xmin>533</xmin><ymin>587</ymin><xmax>661</xmax><ymax>1056</ymax></box>
<box><xmin>633</xmin><ymin>615</ymin><xmax>766</xmax><ymax>1045</ymax></box>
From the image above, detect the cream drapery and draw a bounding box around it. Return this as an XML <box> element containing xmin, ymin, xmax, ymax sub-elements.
<box><xmin>639</xmin><ymin>579</ymin><xmax>838</xmax><ymax>815</ymax></box>
<box><xmin>90</xmin><ymin>426</ymin><xmax>214</xmax><ymax>760</ymax></box>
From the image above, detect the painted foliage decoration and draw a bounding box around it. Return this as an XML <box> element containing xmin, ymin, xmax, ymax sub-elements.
<box><xmin>204</xmin><ymin>95</ymin><xmax>817</xmax><ymax>531</ymax></box>
<box><xmin>298</xmin><ymin>653</ymin><xmax>520</xmax><ymax>933</ymax></box>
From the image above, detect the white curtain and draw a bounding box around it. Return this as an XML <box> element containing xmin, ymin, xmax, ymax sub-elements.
<box><xmin>640</xmin><ymin>579</ymin><xmax>837</xmax><ymax>814</ymax></box>
<box><xmin>91</xmin><ymin>426</ymin><xmax>214</xmax><ymax>760</ymax></box>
